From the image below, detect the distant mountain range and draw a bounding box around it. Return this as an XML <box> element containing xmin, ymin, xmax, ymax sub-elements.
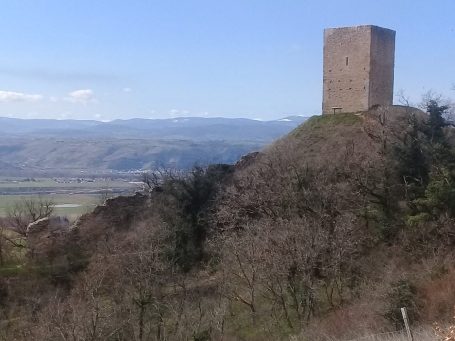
<box><xmin>0</xmin><ymin>115</ymin><xmax>309</xmax><ymax>176</ymax></box>
<box><xmin>0</xmin><ymin>116</ymin><xmax>308</xmax><ymax>141</ymax></box>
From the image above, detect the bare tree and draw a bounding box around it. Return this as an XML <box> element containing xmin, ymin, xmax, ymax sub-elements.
<box><xmin>31</xmin><ymin>262</ymin><xmax>127</xmax><ymax>341</ymax></box>
<box><xmin>141</xmin><ymin>171</ymin><xmax>161</xmax><ymax>193</ymax></box>
<box><xmin>221</xmin><ymin>230</ymin><xmax>262</xmax><ymax>317</ymax></box>
<box><xmin>6</xmin><ymin>196</ymin><xmax>54</xmax><ymax>236</ymax></box>
<box><xmin>396</xmin><ymin>89</ymin><xmax>412</xmax><ymax>107</ymax></box>
<box><xmin>120</xmin><ymin>228</ymin><xmax>171</xmax><ymax>341</ymax></box>
<box><xmin>141</xmin><ymin>168</ymin><xmax>182</xmax><ymax>194</ymax></box>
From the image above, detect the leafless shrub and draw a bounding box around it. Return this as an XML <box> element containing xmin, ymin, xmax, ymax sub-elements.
<box><xmin>218</xmin><ymin>209</ymin><xmax>364</xmax><ymax>334</ymax></box>
<box><xmin>32</xmin><ymin>264</ymin><xmax>127</xmax><ymax>340</ymax></box>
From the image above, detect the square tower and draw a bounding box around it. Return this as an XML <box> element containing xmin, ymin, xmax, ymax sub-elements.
<box><xmin>322</xmin><ymin>25</ymin><xmax>395</xmax><ymax>114</ymax></box>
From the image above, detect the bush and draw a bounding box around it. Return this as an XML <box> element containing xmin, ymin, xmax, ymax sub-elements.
<box><xmin>160</xmin><ymin>164</ymin><xmax>234</xmax><ymax>271</ymax></box>
<box><xmin>193</xmin><ymin>329</ymin><xmax>211</xmax><ymax>341</ymax></box>
<box><xmin>384</xmin><ymin>279</ymin><xmax>419</xmax><ymax>328</ymax></box>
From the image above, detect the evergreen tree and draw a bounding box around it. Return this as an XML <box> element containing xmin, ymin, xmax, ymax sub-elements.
<box><xmin>426</xmin><ymin>99</ymin><xmax>449</xmax><ymax>144</ymax></box>
<box><xmin>396</xmin><ymin>113</ymin><xmax>429</xmax><ymax>202</ymax></box>
<box><xmin>162</xmin><ymin>164</ymin><xmax>234</xmax><ymax>271</ymax></box>
<box><xmin>407</xmin><ymin>99</ymin><xmax>455</xmax><ymax>223</ymax></box>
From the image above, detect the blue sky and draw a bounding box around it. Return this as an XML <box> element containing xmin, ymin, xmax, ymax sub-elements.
<box><xmin>0</xmin><ymin>0</ymin><xmax>454</xmax><ymax>120</ymax></box>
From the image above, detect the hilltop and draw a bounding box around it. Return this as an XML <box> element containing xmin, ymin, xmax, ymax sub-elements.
<box><xmin>212</xmin><ymin>104</ymin><xmax>455</xmax><ymax>338</ymax></box>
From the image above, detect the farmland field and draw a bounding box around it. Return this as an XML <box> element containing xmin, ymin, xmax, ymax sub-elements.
<box><xmin>0</xmin><ymin>177</ymin><xmax>140</xmax><ymax>219</ymax></box>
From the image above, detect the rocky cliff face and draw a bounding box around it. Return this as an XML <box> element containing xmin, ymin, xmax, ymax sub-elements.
<box><xmin>73</xmin><ymin>193</ymin><xmax>148</xmax><ymax>231</ymax></box>
<box><xmin>69</xmin><ymin>193</ymin><xmax>150</xmax><ymax>254</ymax></box>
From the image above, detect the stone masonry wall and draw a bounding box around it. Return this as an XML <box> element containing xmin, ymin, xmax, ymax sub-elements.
<box><xmin>322</xmin><ymin>25</ymin><xmax>395</xmax><ymax>114</ymax></box>
<box><xmin>369</xmin><ymin>26</ymin><xmax>396</xmax><ymax>108</ymax></box>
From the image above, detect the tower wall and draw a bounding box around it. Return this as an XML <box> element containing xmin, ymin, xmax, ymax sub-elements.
<box><xmin>369</xmin><ymin>26</ymin><xmax>396</xmax><ymax>108</ymax></box>
<box><xmin>322</xmin><ymin>25</ymin><xmax>395</xmax><ymax>114</ymax></box>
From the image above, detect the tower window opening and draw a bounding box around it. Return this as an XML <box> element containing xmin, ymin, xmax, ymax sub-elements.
<box><xmin>346</xmin><ymin>56</ymin><xmax>349</xmax><ymax>66</ymax></box>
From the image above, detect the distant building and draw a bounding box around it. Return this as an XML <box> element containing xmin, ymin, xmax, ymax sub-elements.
<box><xmin>322</xmin><ymin>25</ymin><xmax>395</xmax><ymax>114</ymax></box>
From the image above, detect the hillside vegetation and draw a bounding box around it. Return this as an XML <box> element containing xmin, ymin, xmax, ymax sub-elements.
<box><xmin>1</xmin><ymin>103</ymin><xmax>455</xmax><ymax>340</ymax></box>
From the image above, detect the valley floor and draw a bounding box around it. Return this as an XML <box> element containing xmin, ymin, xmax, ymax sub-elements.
<box><xmin>0</xmin><ymin>177</ymin><xmax>139</xmax><ymax>219</ymax></box>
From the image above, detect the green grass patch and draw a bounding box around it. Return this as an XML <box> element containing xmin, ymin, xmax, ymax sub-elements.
<box><xmin>303</xmin><ymin>113</ymin><xmax>362</xmax><ymax>129</ymax></box>
<box><xmin>287</xmin><ymin>113</ymin><xmax>363</xmax><ymax>140</ymax></box>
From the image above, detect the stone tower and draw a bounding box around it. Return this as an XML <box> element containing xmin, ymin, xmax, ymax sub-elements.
<box><xmin>322</xmin><ymin>25</ymin><xmax>395</xmax><ymax>114</ymax></box>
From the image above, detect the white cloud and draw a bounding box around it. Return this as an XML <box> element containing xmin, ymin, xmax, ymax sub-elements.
<box><xmin>66</xmin><ymin>89</ymin><xmax>96</xmax><ymax>104</ymax></box>
<box><xmin>123</xmin><ymin>87</ymin><xmax>132</xmax><ymax>93</ymax></box>
<box><xmin>0</xmin><ymin>90</ymin><xmax>43</xmax><ymax>103</ymax></box>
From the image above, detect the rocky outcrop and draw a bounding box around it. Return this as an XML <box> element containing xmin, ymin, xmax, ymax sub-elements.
<box><xmin>72</xmin><ymin>192</ymin><xmax>148</xmax><ymax>232</ymax></box>
<box><xmin>26</xmin><ymin>216</ymin><xmax>70</xmax><ymax>260</ymax></box>
<box><xmin>70</xmin><ymin>193</ymin><xmax>149</xmax><ymax>254</ymax></box>
<box><xmin>235</xmin><ymin>151</ymin><xmax>261</xmax><ymax>170</ymax></box>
